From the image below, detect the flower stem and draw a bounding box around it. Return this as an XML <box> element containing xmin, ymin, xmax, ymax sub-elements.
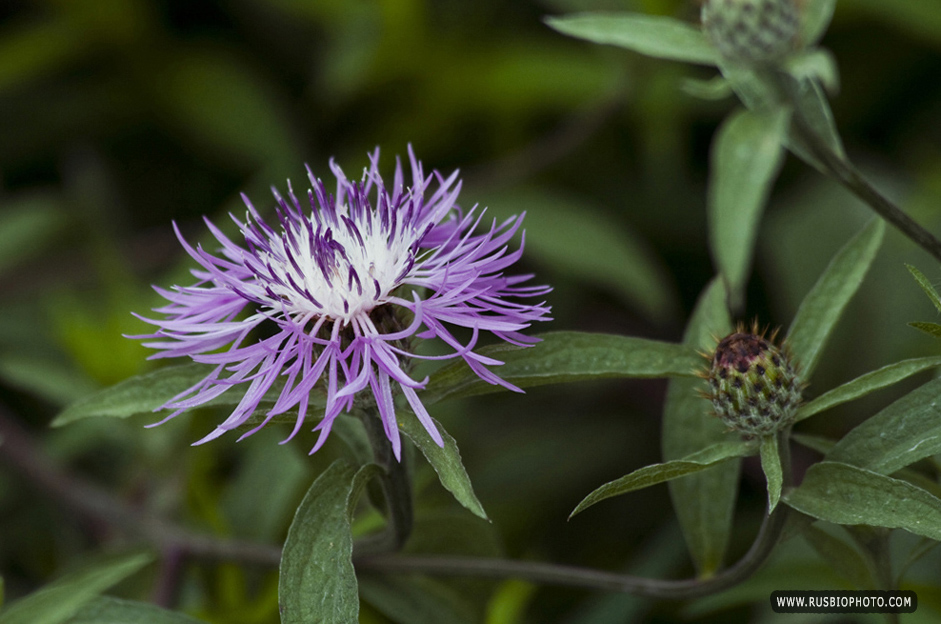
<box><xmin>354</xmin><ymin>409</ymin><xmax>413</xmax><ymax>555</ymax></box>
<box><xmin>777</xmin><ymin>72</ymin><xmax>941</xmax><ymax>264</ymax></box>
<box><xmin>357</xmin><ymin>436</ymin><xmax>793</xmax><ymax>598</ymax></box>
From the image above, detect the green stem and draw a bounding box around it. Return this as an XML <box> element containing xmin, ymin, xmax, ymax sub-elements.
<box><xmin>354</xmin><ymin>409</ymin><xmax>413</xmax><ymax>555</ymax></box>
<box><xmin>777</xmin><ymin>71</ymin><xmax>941</xmax><ymax>264</ymax></box>
<box><xmin>357</xmin><ymin>437</ymin><xmax>793</xmax><ymax>598</ymax></box>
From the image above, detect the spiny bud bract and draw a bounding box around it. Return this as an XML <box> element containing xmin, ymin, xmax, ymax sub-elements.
<box><xmin>701</xmin><ymin>0</ymin><xmax>802</xmax><ymax>66</ymax></box>
<box><xmin>704</xmin><ymin>326</ymin><xmax>803</xmax><ymax>438</ymax></box>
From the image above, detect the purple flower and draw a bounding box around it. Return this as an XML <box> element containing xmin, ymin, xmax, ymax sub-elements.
<box><xmin>134</xmin><ymin>148</ymin><xmax>551</xmax><ymax>459</ymax></box>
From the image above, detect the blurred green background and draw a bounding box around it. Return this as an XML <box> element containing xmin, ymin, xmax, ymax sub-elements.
<box><xmin>2</xmin><ymin>0</ymin><xmax>941</xmax><ymax>622</ymax></box>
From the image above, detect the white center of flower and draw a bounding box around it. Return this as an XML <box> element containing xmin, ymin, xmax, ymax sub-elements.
<box><xmin>257</xmin><ymin>205</ymin><xmax>417</xmax><ymax>324</ymax></box>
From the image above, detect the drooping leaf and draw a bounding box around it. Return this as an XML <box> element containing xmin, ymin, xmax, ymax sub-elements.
<box><xmin>783</xmin><ymin>462</ymin><xmax>941</xmax><ymax>541</ymax></box>
<box><xmin>485</xmin><ymin>188</ymin><xmax>678</xmax><ymax>322</ymax></box>
<box><xmin>708</xmin><ymin>106</ymin><xmax>790</xmax><ymax>305</ymax></box>
<box><xmin>52</xmin><ymin>363</ymin><xmax>326</xmax><ymax>427</ymax></box>
<box><xmin>399</xmin><ymin>413</ymin><xmax>487</xmax><ymax>521</ymax></box>
<box><xmin>662</xmin><ymin>278</ymin><xmax>738</xmax><ymax>577</ymax></box>
<box><xmin>358</xmin><ymin>575</ymin><xmax>477</xmax><ymax>624</ymax></box>
<box><xmin>907</xmin><ymin>263</ymin><xmax>941</xmax><ymax>312</ymax></box>
<box><xmin>279</xmin><ymin>460</ymin><xmax>380</xmax><ymax>624</ymax></box>
<box><xmin>422</xmin><ymin>331</ymin><xmax>702</xmax><ymax>407</ymax></box>
<box><xmin>825</xmin><ymin>376</ymin><xmax>941</xmax><ymax>475</ymax></box>
<box><xmin>570</xmin><ymin>439</ymin><xmax>755</xmax><ymax>518</ymax></box>
<box><xmin>544</xmin><ymin>13</ymin><xmax>718</xmax><ymax>66</ymax></box>
<box><xmin>64</xmin><ymin>596</ymin><xmax>204</xmax><ymax>624</ymax></box>
<box><xmin>796</xmin><ymin>355</ymin><xmax>941</xmax><ymax>422</ymax></box>
<box><xmin>759</xmin><ymin>435</ymin><xmax>783</xmax><ymax>512</ymax></box>
<box><xmin>0</xmin><ymin>552</ymin><xmax>153</xmax><ymax>624</ymax></box>
<box><xmin>785</xmin><ymin>218</ymin><xmax>885</xmax><ymax>378</ymax></box>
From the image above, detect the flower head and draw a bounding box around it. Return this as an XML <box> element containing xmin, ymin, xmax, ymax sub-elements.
<box><xmin>704</xmin><ymin>324</ymin><xmax>803</xmax><ymax>438</ymax></box>
<box><xmin>134</xmin><ymin>148</ymin><xmax>551</xmax><ymax>458</ymax></box>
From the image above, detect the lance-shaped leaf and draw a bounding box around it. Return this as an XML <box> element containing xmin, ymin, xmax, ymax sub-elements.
<box><xmin>662</xmin><ymin>278</ymin><xmax>738</xmax><ymax>577</ymax></box>
<box><xmin>796</xmin><ymin>355</ymin><xmax>941</xmax><ymax>422</ymax></box>
<box><xmin>825</xmin><ymin>376</ymin><xmax>941</xmax><ymax>475</ymax></box>
<box><xmin>399</xmin><ymin>413</ymin><xmax>487</xmax><ymax>520</ymax></box>
<box><xmin>544</xmin><ymin>13</ymin><xmax>718</xmax><ymax>65</ymax></box>
<box><xmin>785</xmin><ymin>75</ymin><xmax>846</xmax><ymax>171</ymax></box>
<box><xmin>0</xmin><ymin>552</ymin><xmax>152</xmax><ymax>624</ymax></box>
<box><xmin>907</xmin><ymin>263</ymin><xmax>941</xmax><ymax>312</ymax></box>
<box><xmin>909</xmin><ymin>322</ymin><xmax>941</xmax><ymax>339</ymax></box>
<box><xmin>785</xmin><ymin>218</ymin><xmax>885</xmax><ymax>378</ymax></box>
<box><xmin>279</xmin><ymin>460</ymin><xmax>380</xmax><ymax>624</ymax></box>
<box><xmin>708</xmin><ymin>107</ymin><xmax>790</xmax><ymax>305</ymax></box>
<box><xmin>783</xmin><ymin>462</ymin><xmax>941</xmax><ymax>541</ymax></box>
<box><xmin>52</xmin><ymin>363</ymin><xmax>327</xmax><ymax>428</ymax></box>
<box><xmin>422</xmin><ymin>331</ymin><xmax>702</xmax><ymax>406</ymax></box>
<box><xmin>570</xmin><ymin>440</ymin><xmax>755</xmax><ymax>518</ymax></box>
<box><xmin>759</xmin><ymin>435</ymin><xmax>783</xmax><ymax>512</ymax></box>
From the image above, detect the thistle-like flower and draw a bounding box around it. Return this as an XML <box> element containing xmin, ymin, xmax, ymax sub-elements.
<box><xmin>704</xmin><ymin>324</ymin><xmax>803</xmax><ymax>438</ymax></box>
<box><xmin>134</xmin><ymin>148</ymin><xmax>551</xmax><ymax>459</ymax></box>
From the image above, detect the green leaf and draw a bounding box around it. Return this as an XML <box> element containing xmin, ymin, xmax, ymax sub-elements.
<box><xmin>399</xmin><ymin>413</ymin><xmax>487</xmax><ymax>520</ymax></box>
<box><xmin>708</xmin><ymin>106</ymin><xmax>790</xmax><ymax>304</ymax></box>
<box><xmin>796</xmin><ymin>355</ymin><xmax>941</xmax><ymax>422</ymax></box>
<box><xmin>279</xmin><ymin>460</ymin><xmax>380</xmax><ymax>624</ymax></box>
<box><xmin>662</xmin><ymin>278</ymin><xmax>738</xmax><ymax>577</ymax></box>
<box><xmin>0</xmin><ymin>552</ymin><xmax>153</xmax><ymax>624</ymax></box>
<box><xmin>485</xmin><ymin>188</ymin><xmax>678</xmax><ymax>322</ymax></box>
<box><xmin>359</xmin><ymin>575</ymin><xmax>477</xmax><ymax>624</ymax></box>
<box><xmin>680</xmin><ymin>76</ymin><xmax>732</xmax><ymax>101</ymax></box>
<box><xmin>825</xmin><ymin>376</ymin><xmax>941</xmax><ymax>475</ymax></box>
<box><xmin>570</xmin><ymin>440</ymin><xmax>755</xmax><ymax>518</ymax></box>
<box><xmin>53</xmin><ymin>363</ymin><xmax>326</xmax><ymax>427</ymax></box>
<box><xmin>785</xmin><ymin>75</ymin><xmax>846</xmax><ymax>170</ymax></box>
<box><xmin>909</xmin><ymin>321</ymin><xmax>941</xmax><ymax>339</ymax></box>
<box><xmin>785</xmin><ymin>218</ymin><xmax>885</xmax><ymax>378</ymax></box>
<box><xmin>800</xmin><ymin>0</ymin><xmax>837</xmax><ymax>46</ymax></box>
<box><xmin>544</xmin><ymin>13</ymin><xmax>718</xmax><ymax>66</ymax></box>
<box><xmin>423</xmin><ymin>331</ymin><xmax>702</xmax><ymax>406</ymax></box>
<box><xmin>759</xmin><ymin>436</ymin><xmax>783</xmax><ymax>512</ymax></box>
<box><xmin>785</xmin><ymin>49</ymin><xmax>839</xmax><ymax>94</ymax></box>
<box><xmin>800</xmin><ymin>524</ymin><xmax>878</xmax><ymax>590</ymax></box>
<box><xmin>64</xmin><ymin>596</ymin><xmax>204</xmax><ymax>624</ymax></box>
<box><xmin>783</xmin><ymin>462</ymin><xmax>941</xmax><ymax>541</ymax></box>
<box><xmin>907</xmin><ymin>263</ymin><xmax>941</xmax><ymax>313</ymax></box>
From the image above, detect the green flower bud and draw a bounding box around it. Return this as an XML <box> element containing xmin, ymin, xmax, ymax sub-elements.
<box><xmin>706</xmin><ymin>327</ymin><xmax>803</xmax><ymax>438</ymax></box>
<box><xmin>701</xmin><ymin>0</ymin><xmax>802</xmax><ymax>66</ymax></box>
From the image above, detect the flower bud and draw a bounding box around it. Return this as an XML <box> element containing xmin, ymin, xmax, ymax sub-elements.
<box><xmin>706</xmin><ymin>328</ymin><xmax>802</xmax><ymax>438</ymax></box>
<box><xmin>701</xmin><ymin>0</ymin><xmax>801</xmax><ymax>66</ymax></box>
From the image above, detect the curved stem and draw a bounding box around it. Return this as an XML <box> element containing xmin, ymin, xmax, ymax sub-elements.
<box><xmin>777</xmin><ymin>72</ymin><xmax>941</xmax><ymax>263</ymax></box>
<box><xmin>354</xmin><ymin>409</ymin><xmax>413</xmax><ymax>555</ymax></box>
<box><xmin>357</xmin><ymin>436</ymin><xmax>793</xmax><ymax>598</ymax></box>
